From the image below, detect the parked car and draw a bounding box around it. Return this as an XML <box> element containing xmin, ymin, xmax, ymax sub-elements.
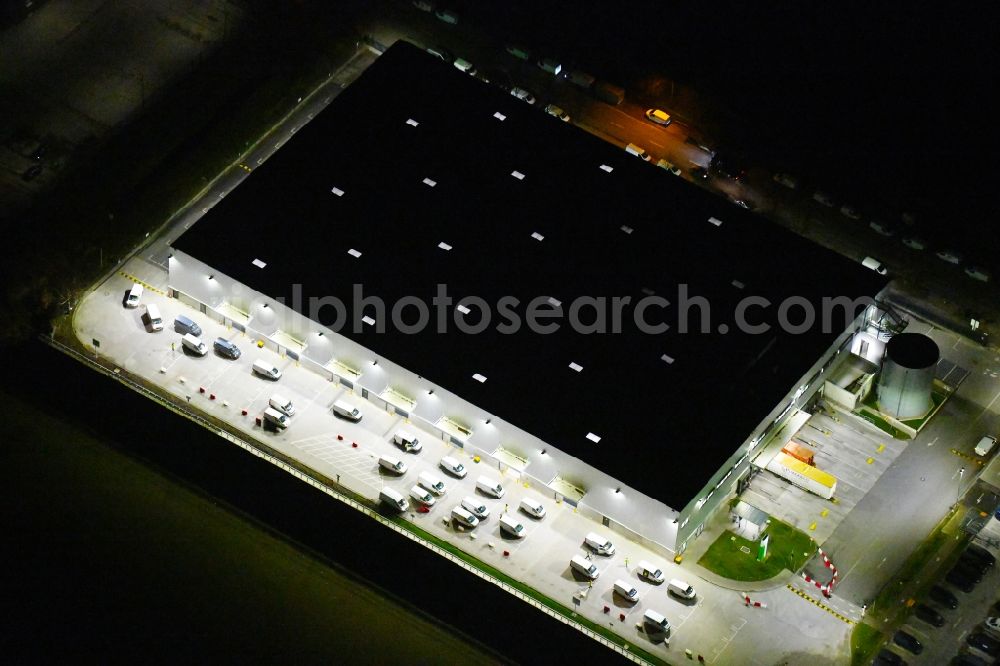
<box><xmin>544</xmin><ymin>104</ymin><xmax>570</xmax><ymax>122</ymax></box>
<box><xmin>412</xmin><ymin>0</ymin><xmax>434</xmax><ymax>11</ymax></box>
<box><xmin>946</xmin><ymin>566</ymin><xmax>978</xmax><ymax>592</ymax></box>
<box><xmin>958</xmin><ymin>552</ymin><xmax>991</xmax><ymax>576</ymax></box>
<box><xmin>504</xmin><ymin>44</ymin><xmax>531</xmax><ymax>60</ymax></box>
<box><xmin>965</xmin><ymin>266</ymin><xmax>991</xmax><ymax>282</ymax></box>
<box><xmin>873</xmin><ymin>648</ymin><xmax>906</xmax><ymax>665</ymax></box>
<box><xmin>966</xmin><ymin>544</ymin><xmax>996</xmax><ymax>567</ymax></box>
<box><xmin>869</xmin><ymin>219</ymin><xmax>896</xmax><ymax>236</ymax></box>
<box><xmin>967</xmin><ymin>632</ymin><xmax>1000</xmax><ymax>656</ymax></box>
<box><xmin>711</xmin><ymin>157</ymin><xmax>746</xmax><ymax>181</ymax></box>
<box><xmin>929</xmin><ymin>585</ymin><xmax>959</xmax><ymax>609</ymax></box>
<box><xmin>935</xmin><ymin>249</ymin><xmax>963</xmax><ymax>264</ymax></box>
<box><xmin>453</xmin><ymin>58</ymin><xmax>476</xmax><ymax>75</ymax></box>
<box><xmin>656</xmin><ymin>159</ymin><xmax>682</xmax><ymax>175</ymax></box>
<box><xmin>951</xmin><ymin>653</ymin><xmax>987</xmax><ymax>665</ymax></box>
<box><xmin>644</xmin><ymin>108</ymin><xmax>672</xmax><ymax>126</ymax></box>
<box><xmin>536</xmin><ymin>57</ymin><xmax>561</xmax><ymax>75</ymax></box>
<box><xmin>985</xmin><ymin>616</ymin><xmax>1000</xmax><ymax>635</ymax></box>
<box><xmin>901</xmin><ymin>236</ymin><xmax>927</xmax><ymax>250</ymax></box>
<box><xmin>426</xmin><ymin>46</ymin><xmax>453</xmax><ymax>63</ymax></box>
<box><xmin>409</xmin><ymin>485</ymin><xmax>436</xmax><ymax>506</ymax></box>
<box><xmin>913</xmin><ymin>603</ymin><xmax>945</xmax><ymax>627</ymax></box>
<box><xmin>213</xmin><ymin>338</ymin><xmax>241</xmax><ymax>359</ymax></box>
<box><xmin>439</xmin><ymin>456</ymin><xmax>467</xmax><ymax>478</ymax></box>
<box><xmin>812</xmin><ymin>190</ymin><xmax>836</xmax><ymax>207</ymax></box>
<box><xmin>840</xmin><ymin>204</ymin><xmax>862</xmax><ymax>219</ymax></box>
<box><xmin>772</xmin><ymin>172</ymin><xmax>799</xmax><ymax>189</ymax></box>
<box><xmin>892</xmin><ymin>630</ymin><xmax>923</xmax><ymax>654</ymax></box>
<box><xmin>482</xmin><ymin>67</ymin><xmax>512</xmax><ymax>92</ymax></box>
<box><xmin>510</xmin><ymin>87</ymin><xmax>535</xmax><ymax>104</ymax></box>
<box><xmin>434</xmin><ymin>8</ymin><xmax>458</xmax><ymax>24</ymax></box>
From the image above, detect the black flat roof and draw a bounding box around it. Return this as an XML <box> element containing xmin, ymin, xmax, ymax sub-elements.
<box><xmin>173</xmin><ymin>41</ymin><xmax>886</xmax><ymax>509</ymax></box>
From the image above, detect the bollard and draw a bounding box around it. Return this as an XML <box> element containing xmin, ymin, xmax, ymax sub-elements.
<box><xmin>337</xmin><ymin>434</ymin><xmax>344</xmax><ymax>441</ymax></box>
<box><xmin>351</xmin><ymin>442</ymin><xmax>358</xmax><ymax>448</ymax></box>
<box><xmin>255</xmin><ymin>417</ymin><xmax>262</xmax><ymax>426</ymax></box>
<box><xmin>503</xmin><ymin>550</ymin><xmax>509</xmax><ymax>557</ymax></box>
<box><xmin>603</xmin><ymin>605</ymin><xmax>610</xmax><ymax>614</ymax></box>
<box><xmin>209</xmin><ymin>394</ymin><xmax>216</xmax><ymax>400</ymax></box>
<box><xmin>199</xmin><ymin>387</ymin><xmax>205</xmax><ymax>393</ymax></box>
<box><xmin>619</xmin><ymin>613</ymin><xmax>625</xmax><ymax>622</ymax></box>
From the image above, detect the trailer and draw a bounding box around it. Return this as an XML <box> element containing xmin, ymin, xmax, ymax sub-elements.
<box><xmin>781</xmin><ymin>440</ymin><xmax>815</xmax><ymax>466</ymax></box>
<box><xmin>766</xmin><ymin>451</ymin><xmax>836</xmax><ymax>499</ymax></box>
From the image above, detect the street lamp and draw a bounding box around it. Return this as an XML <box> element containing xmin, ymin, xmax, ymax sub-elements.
<box><xmin>958</xmin><ymin>466</ymin><xmax>966</xmax><ymax>503</ymax></box>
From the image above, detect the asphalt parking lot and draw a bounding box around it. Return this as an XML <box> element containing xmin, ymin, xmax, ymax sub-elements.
<box><xmin>70</xmin><ymin>255</ymin><xmax>856</xmax><ymax>664</ymax></box>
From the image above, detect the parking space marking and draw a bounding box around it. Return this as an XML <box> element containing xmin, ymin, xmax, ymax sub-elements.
<box><xmin>950</xmin><ymin>448</ymin><xmax>986</xmax><ymax>465</ymax></box>
<box><xmin>708</xmin><ymin>616</ymin><xmax>747</xmax><ymax>664</ymax></box>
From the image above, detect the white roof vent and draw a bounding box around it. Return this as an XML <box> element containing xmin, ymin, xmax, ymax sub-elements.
<box><xmin>361</xmin><ymin>315</ymin><xmax>376</xmax><ymax>326</ymax></box>
<box><xmin>531</xmin><ymin>231</ymin><xmax>544</xmax><ymax>241</ymax></box>
<box><xmin>547</xmin><ymin>297</ymin><xmax>562</xmax><ymax>308</ymax></box>
<box><xmin>405</xmin><ymin>118</ymin><xmax>419</xmax><ymax>127</ymax></box>
<box><xmin>599</xmin><ymin>164</ymin><xmax>614</xmax><ymax>173</ymax></box>
<box><xmin>493</xmin><ymin>111</ymin><xmax>506</xmax><ymax>121</ymax></box>
<box><xmin>732</xmin><ymin>279</ymin><xmax>745</xmax><ymax>289</ymax></box>
<box><xmin>331</xmin><ymin>187</ymin><xmax>345</xmax><ymax>197</ymax></box>
<box><xmin>423</xmin><ymin>177</ymin><xmax>437</xmax><ymax>187</ymax></box>
<box><xmin>511</xmin><ymin>170</ymin><xmax>525</xmax><ymax>180</ymax></box>
<box><xmin>472</xmin><ymin>373</ymin><xmax>487</xmax><ymax>383</ymax></box>
<box><xmin>661</xmin><ymin>354</ymin><xmax>675</xmax><ymax>364</ymax></box>
<box><xmin>568</xmin><ymin>362</ymin><xmax>583</xmax><ymax>372</ymax></box>
<box><xmin>586</xmin><ymin>432</ymin><xmax>602</xmax><ymax>443</ymax></box>
<box><xmin>456</xmin><ymin>304</ymin><xmax>471</xmax><ymax>315</ymax></box>
<box><xmin>708</xmin><ymin>216</ymin><xmax>723</xmax><ymax>227</ymax></box>
<box><xmin>438</xmin><ymin>242</ymin><xmax>452</xmax><ymax>251</ymax></box>
<box><xmin>620</xmin><ymin>225</ymin><xmax>634</xmax><ymax>234</ymax></box>
<box><xmin>252</xmin><ymin>258</ymin><xmax>267</xmax><ymax>269</ymax></box>
<box><xmin>347</xmin><ymin>248</ymin><xmax>362</xmax><ymax>258</ymax></box>
<box><xmin>640</xmin><ymin>287</ymin><xmax>656</xmax><ymax>296</ymax></box>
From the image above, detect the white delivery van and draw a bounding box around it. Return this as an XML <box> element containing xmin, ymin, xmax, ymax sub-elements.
<box><xmin>269</xmin><ymin>394</ymin><xmax>294</xmax><ymax>417</ymax></box>
<box><xmin>862</xmin><ymin>256</ymin><xmax>888</xmax><ymax>275</ymax></box>
<box><xmin>379</xmin><ymin>487</ymin><xmax>409</xmax><ymax>512</ymax></box>
<box><xmin>461</xmin><ymin>496</ymin><xmax>490</xmax><ymax>520</ymax></box>
<box><xmin>262</xmin><ymin>407</ymin><xmax>288</xmax><ymax>429</ymax></box>
<box><xmin>418</xmin><ymin>471</ymin><xmax>446</xmax><ymax>496</ymax></box>
<box><xmin>476</xmin><ymin>475</ymin><xmax>505</xmax><ymax>499</ymax></box>
<box><xmin>378</xmin><ymin>455</ymin><xmax>408</xmax><ymax>475</ymax></box>
<box><xmin>519</xmin><ymin>497</ymin><xmax>546</xmax><ymax>519</ymax></box>
<box><xmin>570</xmin><ymin>555</ymin><xmax>599</xmax><ymax>579</ymax></box>
<box><xmin>637</xmin><ymin>560</ymin><xmax>665</xmax><ymax>584</ymax></box>
<box><xmin>181</xmin><ymin>333</ymin><xmax>207</xmax><ymax>356</ymax></box>
<box><xmin>126</xmin><ymin>282</ymin><xmax>143</xmax><ymax>307</ymax></box>
<box><xmin>976</xmin><ymin>435</ymin><xmax>998</xmax><ymax>456</ymax></box>
<box><xmin>409</xmin><ymin>485</ymin><xmax>435</xmax><ymax>506</ymax></box>
<box><xmin>332</xmin><ymin>400</ymin><xmax>362</xmax><ymax>422</ymax></box>
<box><xmin>625</xmin><ymin>142</ymin><xmax>652</xmax><ymax>161</ymax></box>
<box><xmin>643</xmin><ymin>609</ymin><xmax>670</xmax><ymax>633</ymax></box>
<box><xmin>613</xmin><ymin>579</ymin><xmax>640</xmax><ymax>603</ymax></box>
<box><xmin>585</xmin><ymin>532</ymin><xmax>616</xmax><ymax>556</ymax></box>
<box><xmin>252</xmin><ymin>359</ymin><xmax>282</xmax><ymax>380</ymax></box>
<box><xmin>393</xmin><ymin>429</ymin><xmax>422</xmax><ymax>453</ymax></box>
<box><xmin>142</xmin><ymin>304</ymin><xmax>163</xmax><ymax>332</ymax></box>
<box><xmin>439</xmin><ymin>455</ymin><xmax>467</xmax><ymax>478</ymax></box>
<box><xmin>499</xmin><ymin>514</ymin><xmax>525</xmax><ymax>538</ymax></box>
<box><xmin>451</xmin><ymin>506</ymin><xmax>479</xmax><ymax>529</ymax></box>
<box><xmin>668</xmin><ymin>579</ymin><xmax>697</xmax><ymax>600</ymax></box>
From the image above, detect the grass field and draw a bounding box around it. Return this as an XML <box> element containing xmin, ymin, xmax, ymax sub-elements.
<box><xmin>698</xmin><ymin>518</ymin><xmax>816</xmax><ymax>581</ymax></box>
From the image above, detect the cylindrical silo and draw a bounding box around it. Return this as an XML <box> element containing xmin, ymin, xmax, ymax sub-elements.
<box><xmin>877</xmin><ymin>333</ymin><xmax>939</xmax><ymax>419</ymax></box>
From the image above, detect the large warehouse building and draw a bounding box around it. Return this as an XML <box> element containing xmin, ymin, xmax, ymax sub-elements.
<box><xmin>168</xmin><ymin>42</ymin><xmax>888</xmax><ymax>555</ymax></box>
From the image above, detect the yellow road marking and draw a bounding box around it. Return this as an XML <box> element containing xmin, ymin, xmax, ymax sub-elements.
<box><xmin>950</xmin><ymin>448</ymin><xmax>986</xmax><ymax>465</ymax></box>
<box><xmin>809</xmin><ymin>522</ymin><xmax>817</xmax><ymax>530</ymax></box>
<box><xmin>119</xmin><ymin>271</ymin><xmax>167</xmax><ymax>296</ymax></box>
<box><xmin>866</xmin><ymin>457</ymin><xmax>874</xmax><ymax>465</ymax></box>
<box><xmin>820</xmin><ymin>509</ymin><xmax>829</xmax><ymax>518</ymax></box>
<box><xmin>876</xmin><ymin>444</ymin><xmax>885</xmax><ymax>453</ymax></box>
<box><xmin>786</xmin><ymin>584</ymin><xmax>854</xmax><ymax>625</ymax></box>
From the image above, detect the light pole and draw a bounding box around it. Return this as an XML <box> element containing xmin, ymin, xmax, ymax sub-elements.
<box><xmin>958</xmin><ymin>467</ymin><xmax>965</xmax><ymax>503</ymax></box>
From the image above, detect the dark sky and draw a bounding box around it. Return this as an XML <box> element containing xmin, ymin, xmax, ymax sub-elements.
<box><xmin>473</xmin><ymin>0</ymin><xmax>997</xmax><ymax>259</ymax></box>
